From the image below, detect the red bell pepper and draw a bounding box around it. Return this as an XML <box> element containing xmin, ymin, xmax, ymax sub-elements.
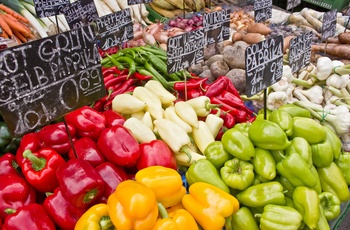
<box><xmin>16</xmin><ymin>132</ymin><xmax>41</xmax><ymax>167</ymax></box>
<box><xmin>97</xmin><ymin>125</ymin><xmax>141</xmax><ymax>167</ymax></box>
<box><xmin>0</xmin><ymin>173</ymin><xmax>36</xmax><ymax>220</ymax></box>
<box><xmin>22</xmin><ymin>148</ymin><xmax>65</xmax><ymax>193</ymax></box>
<box><xmin>56</xmin><ymin>159</ymin><xmax>105</xmax><ymax>208</ymax></box>
<box><xmin>37</xmin><ymin>122</ymin><xmax>77</xmax><ymax>155</ymax></box>
<box><xmin>102</xmin><ymin>110</ymin><xmax>126</xmax><ymax>127</ymax></box>
<box><xmin>136</xmin><ymin>140</ymin><xmax>177</xmax><ymax>171</ymax></box>
<box><xmin>64</xmin><ymin>106</ymin><xmax>106</xmax><ymax>141</ymax></box>
<box><xmin>95</xmin><ymin>162</ymin><xmax>128</xmax><ymax>203</ymax></box>
<box><xmin>68</xmin><ymin>137</ymin><xmax>105</xmax><ymax>167</ymax></box>
<box><xmin>43</xmin><ymin>187</ymin><xmax>87</xmax><ymax>229</ymax></box>
<box><xmin>0</xmin><ymin>153</ymin><xmax>21</xmax><ymax>176</ymax></box>
<box><xmin>3</xmin><ymin>203</ymin><xmax>55</xmax><ymax>230</ymax></box>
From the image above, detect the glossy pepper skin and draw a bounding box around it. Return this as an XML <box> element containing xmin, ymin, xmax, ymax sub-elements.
<box><xmin>107</xmin><ymin>180</ymin><xmax>159</xmax><ymax>230</ymax></box>
<box><xmin>96</xmin><ymin>162</ymin><xmax>128</xmax><ymax>203</ymax></box>
<box><xmin>68</xmin><ymin>137</ymin><xmax>106</xmax><ymax>167</ymax></box>
<box><xmin>37</xmin><ymin>122</ymin><xmax>78</xmax><ymax>154</ymax></box>
<box><xmin>16</xmin><ymin>132</ymin><xmax>41</xmax><ymax>167</ymax></box>
<box><xmin>98</xmin><ymin>125</ymin><xmax>141</xmax><ymax>167</ymax></box>
<box><xmin>268</xmin><ymin>109</ymin><xmax>293</xmax><ymax>136</ymax></box>
<box><xmin>293</xmin><ymin>186</ymin><xmax>320</xmax><ymax>229</ymax></box>
<box><xmin>151</xmin><ymin>203</ymin><xmax>198</xmax><ymax>230</ymax></box>
<box><xmin>277</xmin><ymin>175</ymin><xmax>295</xmax><ymax>198</ymax></box>
<box><xmin>74</xmin><ymin>204</ymin><xmax>114</xmax><ymax>230</ymax></box>
<box><xmin>182</xmin><ymin>182</ymin><xmax>239</xmax><ymax>230</ymax></box>
<box><xmin>56</xmin><ymin>159</ymin><xmax>105</xmax><ymax>208</ymax></box>
<box><xmin>0</xmin><ymin>153</ymin><xmax>21</xmax><ymax>176</ymax></box>
<box><xmin>277</xmin><ymin>152</ymin><xmax>317</xmax><ymax>188</ymax></box>
<box><xmin>203</xmin><ymin>141</ymin><xmax>232</xmax><ymax>169</ymax></box>
<box><xmin>258</xmin><ymin>204</ymin><xmax>303</xmax><ymax>230</ymax></box>
<box><xmin>136</xmin><ymin>166</ymin><xmax>186</xmax><ymax>208</ymax></box>
<box><xmin>136</xmin><ymin>140</ymin><xmax>177</xmax><ymax>171</ymax></box>
<box><xmin>285</xmin><ymin>137</ymin><xmax>313</xmax><ymax>168</ymax></box>
<box><xmin>0</xmin><ymin>173</ymin><xmax>36</xmax><ymax>220</ymax></box>
<box><xmin>102</xmin><ymin>110</ymin><xmax>126</xmax><ymax>127</ymax></box>
<box><xmin>221</xmin><ymin>127</ymin><xmax>255</xmax><ymax>161</ymax></box>
<box><xmin>231</xmin><ymin>206</ymin><xmax>259</xmax><ymax>230</ymax></box>
<box><xmin>186</xmin><ymin>159</ymin><xmax>230</xmax><ymax>193</ymax></box>
<box><xmin>311</xmin><ymin>134</ymin><xmax>334</xmax><ymax>168</ymax></box>
<box><xmin>319</xmin><ymin>192</ymin><xmax>341</xmax><ymax>221</ymax></box>
<box><xmin>324</xmin><ymin>126</ymin><xmax>342</xmax><ymax>160</ymax></box>
<box><xmin>22</xmin><ymin>148</ymin><xmax>65</xmax><ymax>193</ymax></box>
<box><xmin>291</xmin><ymin>117</ymin><xmax>326</xmax><ymax>144</ymax></box>
<box><xmin>236</xmin><ymin>181</ymin><xmax>285</xmax><ymax>208</ymax></box>
<box><xmin>278</xmin><ymin>103</ymin><xmax>311</xmax><ymax>117</ymax></box>
<box><xmin>0</xmin><ymin>122</ymin><xmax>21</xmax><ymax>155</ymax></box>
<box><xmin>44</xmin><ymin>187</ymin><xmax>87</xmax><ymax>230</ymax></box>
<box><xmin>220</xmin><ymin>158</ymin><xmax>255</xmax><ymax>190</ymax></box>
<box><xmin>251</xmin><ymin>148</ymin><xmax>276</xmax><ymax>181</ymax></box>
<box><xmin>317</xmin><ymin>162</ymin><xmax>350</xmax><ymax>202</ymax></box>
<box><xmin>65</xmin><ymin>106</ymin><xmax>106</xmax><ymax>140</ymax></box>
<box><xmin>2</xmin><ymin>203</ymin><xmax>56</xmax><ymax>230</ymax></box>
<box><xmin>335</xmin><ymin>151</ymin><xmax>350</xmax><ymax>185</ymax></box>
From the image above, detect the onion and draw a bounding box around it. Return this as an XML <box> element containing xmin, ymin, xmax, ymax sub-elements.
<box><xmin>133</xmin><ymin>30</ymin><xmax>143</xmax><ymax>40</ymax></box>
<box><xmin>184</xmin><ymin>26</ymin><xmax>193</xmax><ymax>32</ymax></box>
<box><xmin>153</xmin><ymin>31</ymin><xmax>169</xmax><ymax>44</ymax></box>
<box><xmin>192</xmin><ymin>16</ymin><xmax>200</xmax><ymax>23</ymax></box>
<box><xmin>175</xmin><ymin>17</ymin><xmax>183</xmax><ymax>23</ymax></box>
<box><xmin>159</xmin><ymin>43</ymin><xmax>167</xmax><ymax>51</ymax></box>
<box><xmin>196</xmin><ymin>21</ymin><xmax>203</xmax><ymax>27</ymax></box>
<box><xmin>177</xmin><ymin>22</ymin><xmax>186</xmax><ymax>29</ymax></box>
<box><xmin>147</xmin><ymin>22</ymin><xmax>164</xmax><ymax>35</ymax></box>
<box><xmin>187</xmin><ymin>19</ymin><xmax>195</xmax><ymax>25</ymax></box>
<box><xmin>169</xmin><ymin>20</ymin><xmax>176</xmax><ymax>27</ymax></box>
<box><xmin>142</xmin><ymin>29</ymin><xmax>156</xmax><ymax>45</ymax></box>
<box><xmin>168</xmin><ymin>28</ymin><xmax>185</xmax><ymax>37</ymax></box>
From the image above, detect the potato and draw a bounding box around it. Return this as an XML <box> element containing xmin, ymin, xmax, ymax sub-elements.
<box><xmin>216</xmin><ymin>40</ymin><xmax>233</xmax><ymax>54</ymax></box>
<box><xmin>188</xmin><ymin>62</ymin><xmax>204</xmax><ymax>75</ymax></box>
<box><xmin>283</xmin><ymin>35</ymin><xmax>295</xmax><ymax>53</ymax></box>
<box><xmin>199</xmin><ymin>69</ymin><xmax>215</xmax><ymax>83</ymax></box>
<box><xmin>242</xmin><ymin>33</ymin><xmax>265</xmax><ymax>44</ymax></box>
<box><xmin>222</xmin><ymin>41</ymin><xmax>248</xmax><ymax>69</ymax></box>
<box><xmin>232</xmin><ymin>31</ymin><xmax>244</xmax><ymax>43</ymax></box>
<box><xmin>225</xmin><ymin>69</ymin><xmax>246</xmax><ymax>94</ymax></box>
<box><xmin>207</xmin><ymin>54</ymin><xmax>224</xmax><ymax>67</ymax></box>
<box><xmin>338</xmin><ymin>32</ymin><xmax>350</xmax><ymax>44</ymax></box>
<box><xmin>210</xmin><ymin>60</ymin><xmax>230</xmax><ymax>78</ymax></box>
<box><xmin>204</xmin><ymin>43</ymin><xmax>217</xmax><ymax>60</ymax></box>
<box><xmin>246</xmin><ymin>23</ymin><xmax>272</xmax><ymax>35</ymax></box>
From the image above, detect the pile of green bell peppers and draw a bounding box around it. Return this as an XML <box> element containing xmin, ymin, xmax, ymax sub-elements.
<box><xmin>195</xmin><ymin>105</ymin><xmax>350</xmax><ymax>230</ymax></box>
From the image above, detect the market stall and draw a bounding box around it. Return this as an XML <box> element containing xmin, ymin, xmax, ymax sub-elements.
<box><xmin>0</xmin><ymin>0</ymin><xmax>350</xmax><ymax>229</ymax></box>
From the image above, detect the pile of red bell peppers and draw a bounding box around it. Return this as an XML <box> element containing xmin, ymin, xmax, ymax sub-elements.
<box><xmin>0</xmin><ymin>105</ymin><xmax>178</xmax><ymax>229</ymax></box>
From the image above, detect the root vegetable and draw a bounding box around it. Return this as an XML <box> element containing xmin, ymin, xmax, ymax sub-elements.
<box><xmin>210</xmin><ymin>60</ymin><xmax>229</xmax><ymax>78</ymax></box>
<box><xmin>207</xmin><ymin>54</ymin><xmax>224</xmax><ymax>67</ymax></box>
<box><xmin>188</xmin><ymin>63</ymin><xmax>204</xmax><ymax>75</ymax></box>
<box><xmin>222</xmin><ymin>41</ymin><xmax>248</xmax><ymax>69</ymax></box>
<box><xmin>204</xmin><ymin>43</ymin><xmax>217</xmax><ymax>60</ymax></box>
<box><xmin>225</xmin><ymin>69</ymin><xmax>246</xmax><ymax>94</ymax></box>
<box><xmin>312</xmin><ymin>44</ymin><xmax>350</xmax><ymax>59</ymax></box>
<box><xmin>338</xmin><ymin>32</ymin><xmax>350</xmax><ymax>44</ymax></box>
<box><xmin>246</xmin><ymin>22</ymin><xmax>271</xmax><ymax>35</ymax></box>
<box><xmin>232</xmin><ymin>30</ymin><xmax>244</xmax><ymax>43</ymax></box>
<box><xmin>199</xmin><ymin>69</ymin><xmax>215</xmax><ymax>83</ymax></box>
<box><xmin>242</xmin><ymin>33</ymin><xmax>265</xmax><ymax>44</ymax></box>
<box><xmin>284</xmin><ymin>35</ymin><xmax>295</xmax><ymax>53</ymax></box>
<box><xmin>216</xmin><ymin>40</ymin><xmax>233</xmax><ymax>54</ymax></box>
<box><xmin>159</xmin><ymin>43</ymin><xmax>167</xmax><ymax>51</ymax></box>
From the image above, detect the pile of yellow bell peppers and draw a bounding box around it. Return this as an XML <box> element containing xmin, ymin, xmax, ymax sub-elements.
<box><xmin>74</xmin><ymin>165</ymin><xmax>240</xmax><ymax>230</ymax></box>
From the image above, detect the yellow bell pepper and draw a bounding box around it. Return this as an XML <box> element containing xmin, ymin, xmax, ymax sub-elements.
<box><xmin>182</xmin><ymin>182</ymin><xmax>240</xmax><ymax>230</ymax></box>
<box><xmin>151</xmin><ymin>203</ymin><xmax>199</xmax><ymax>230</ymax></box>
<box><xmin>74</xmin><ymin>203</ymin><xmax>114</xmax><ymax>230</ymax></box>
<box><xmin>135</xmin><ymin>166</ymin><xmax>187</xmax><ymax>208</ymax></box>
<box><xmin>107</xmin><ymin>180</ymin><xmax>158</xmax><ymax>230</ymax></box>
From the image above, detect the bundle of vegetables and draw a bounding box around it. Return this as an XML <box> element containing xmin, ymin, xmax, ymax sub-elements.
<box><xmin>147</xmin><ymin>0</ymin><xmax>205</xmax><ymax>19</ymax></box>
<box><xmin>191</xmin><ymin>105</ymin><xmax>350</xmax><ymax>229</ymax></box>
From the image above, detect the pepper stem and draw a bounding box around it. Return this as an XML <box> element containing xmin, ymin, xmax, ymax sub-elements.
<box><xmin>205</xmin><ymin>100</ymin><xmax>222</xmax><ymax>111</ymax></box>
<box><xmin>83</xmin><ymin>188</ymin><xmax>98</xmax><ymax>203</ymax></box>
<box><xmin>179</xmin><ymin>146</ymin><xmax>192</xmax><ymax>163</ymax></box>
<box><xmin>4</xmin><ymin>208</ymin><xmax>16</xmax><ymax>214</ymax></box>
<box><xmin>225</xmin><ymin>217</ymin><xmax>233</xmax><ymax>230</ymax></box>
<box><xmin>100</xmin><ymin>216</ymin><xmax>114</xmax><ymax>230</ymax></box>
<box><xmin>23</xmin><ymin>150</ymin><xmax>47</xmax><ymax>171</ymax></box>
<box><xmin>157</xmin><ymin>202</ymin><xmax>170</xmax><ymax>219</ymax></box>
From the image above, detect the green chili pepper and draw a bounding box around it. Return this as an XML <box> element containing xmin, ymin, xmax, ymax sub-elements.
<box><xmin>141</xmin><ymin>45</ymin><xmax>167</xmax><ymax>57</ymax></box>
<box><xmin>115</xmin><ymin>56</ymin><xmax>136</xmax><ymax>77</ymax></box>
<box><xmin>106</xmin><ymin>53</ymin><xmax>125</xmax><ymax>70</ymax></box>
<box><xmin>144</xmin><ymin>61</ymin><xmax>171</xmax><ymax>91</ymax></box>
<box><xmin>220</xmin><ymin>158</ymin><xmax>255</xmax><ymax>190</ymax></box>
<box><xmin>319</xmin><ymin>192</ymin><xmax>341</xmax><ymax>221</ymax></box>
<box><xmin>146</xmin><ymin>52</ymin><xmax>168</xmax><ymax>76</ymax></box>
<box><xmin>203</xmin><ymin>141</ymin><xmax>232</xmax><ymax>169</ymax></box>
<box><xmin>231</xmin><ymin>207</ymin><xmax>259</xmax><ymax>230</ymax></box>
<box><xmin>251</xmin><ymin>148</ymin><xmax>276</xmax><ymax>181</ymax></box>
<box><xmin>221</xmin><ymin>128</ymin><xmax>255</xmax><ymax>161</ymax></box>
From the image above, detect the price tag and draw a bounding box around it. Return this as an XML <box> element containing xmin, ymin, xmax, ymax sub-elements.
<box><xmin>322</xmin><ymin>10</ymin><xmax>337</xmax><ymax>41</ymax></box>
<box><xmin>254</xmin><ymin>0</ymin><xmax>272</xmax><ymax>23</ymax></box>
<box><xmin>96</xmin><ymin>9</ymin><xmax>134</xmax><ymax>50</ymax></box>
<box><xmin>288</xmin><ymin>30</ymin><xmax>312</xmax><ymax>74</ymax></box>
<box><xmin>286</xmin><ymin>0</ymin><xmax>301</xmax><ymax>11</ymax></box>
<box><xmin>33</xmin><ymin>0</ymin><xmax>70</xmax><ymax>18</ymax></box>
<box><xmin>245</xmin><ymin>35</ymin><xmax>284</xmax><ymax>97</ymax></box>
<box><xmin>127</xmin><ymin>0</ymin><xmax>152</xmax><ymax>5</ymax></box>
<box><xmin>60</xmin><ymin>0</ymin><xmax>99</xmax><ymax>30</ymax></box>
<box><xmin>167</xmin><ymin>28</ymin><xmax>205</xmax><ymax>74</ymax></box>
<box><xmin>203</xmin><ymin>9</ymin><xmax>231</xmax><ymax>45</ymax></box>
<box><xmin>0</xmin><ymin>25</ymin><xmax>105</xmax><ymax>137</ymax></box>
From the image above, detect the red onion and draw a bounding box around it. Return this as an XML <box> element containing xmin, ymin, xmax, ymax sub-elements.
<box><xmin>177</xmin><ymin>22</ymin><xmax>186</xmax><ymax>29</ymax></box>
<box><xmin>184</xmin><ymin>26</ymin><xmax>193</xmax><ymax>32</ymax></box>
<box><xmin>187</xmin><ymin>19</ymin><xmax>195</xmax><ymax>25</ymax></box>
<box><xmin>168</xmin><ymin>20</ymin><xmax>176</xmax><ymax>27</ymax></box>
<box><xmin>175</xmin><ymin>17</ymin><xmax>183</xmax><ymax>23</ymax></box>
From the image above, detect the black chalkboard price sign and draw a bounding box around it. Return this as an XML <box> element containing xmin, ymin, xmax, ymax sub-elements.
<box><xmin>288</xmin><ymin>30</ymin><xmax>312</xmax><ymax>74</ymax></box>
<box><xmin>96</xmin><ymin>9</ymin><xmax>134</xmax><ymax>50</ymax></box>
<box><xmin>203</xmin><ymin>9</ymin><xmax>231</xmax><ymax>45</ymax></box>
<box><xmin>254</xmin><ymin>0</ymin><xmax>272</xmax><ymax>23</ymax></box>
<box><xmin>60</xmin><ymin>0</ymin><xmax>99</xmax><ymax>30</ymax></box>
<box><xmin>33</xmin><ymin>0</ymin><xmax>70</xmax><ymax>18</ymax></box>
<box><xmin>0</xmin><ymin>25</ymin><xmax>105</xmax><ymax>137</ymax></box>
<box><xmin>245</xmin><ymin>35</ymin><xmax>284</xmax><ymax>97</ymax></box>
<box><xmin>127</xmin><ymin>0</ymin><xmax>152</xmax><ymax>5</ymax></box>
<box><xmin>286</xmin><ymin>0</ymin><xmax>301</xmax><ymax>11</ymax></box>
<box><xmin>321</xmin><ymin>10</ymin><xmax>337</xmax><ymax>41</ymax></box>
<box><xmin>167</xmin><ymin>28</ymin><xmax>205</xmax><ymax>74</ymax></box>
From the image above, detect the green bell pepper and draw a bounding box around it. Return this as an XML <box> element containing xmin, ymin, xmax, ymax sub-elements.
<box><xmin>316</xmin><ymin>204</ymin><xmax>331</xmax><ymax>230</ymax></box>
<box><xmin>186</xmin><ymin>159</ymin><xmax>230</xmax><ymax>193</ymax></box>
<box><xmin>268</xmin><ymin>109</ymin><xmax>293</xmax><ymax>136</ymax></box>
<box><xmin>203</xmin><ymin>141</ymin><xmax>232</xmax><ymax>169</ymax></box>
<box><xmin>0</xmin><ymin>122</ymin><xmax>21</xmax><ymax>155</ymax></box>
<box><xmin>277</xmin><ymin>152</ymin><xmax>317</xmax><ymax>188</ymax></box>
<box><xmin>251</xmin><ymin>148</ymin><xmax>276</xmax><ymax>181</ymax></box>
<box><xmin>290</xmin><ymin>117</ymin><xmax>326</xmax><ymax>144</ymax></box>
<box><xmin>270</xmin><ymin>150</ymin><xmax>286</xmax><ymax>163</ymax></box>
<box><xmin>277</xmin><ymin>175</ymin><xmax>295</xmax><ymax>199</ymax></box>
<box><xmin>222</xmin><ymin>128</ymin><xmax>255</xmax><ymax>161</ymax></box>
<box><xmin>258</xmin><ymin>204</ymin><xmax>303</xmax><ymax>230</ymax></box>
<box><xmin>335</xmin><ymin>151</ymin><xmax>350</xmax><ymax>185</ymax></box>
<box><xmin>220</xmin><ymin>158</ymin><xmax>254</xmax><ymax>190</ymax></box>
<box><xmin>310</xmin><ymin>165</ymin><xmax>322</xmax><ymax>194</ymax></box>
<box><xmin>233</xmin><ymin>123</ymin><xmax>250</xmax><ymax>137</ymax></box>
<box><xmin>318</xmin><ymin>192</ymin><xmax>341</xmax><ymax>221</ymax></box>
<box><xmin>311</xmin><ymin>135</ymin><xmax>334</xmax><ymax>168</ymax></box>
<box><xmin>285</xmin><ymin>137</ymin><xmax>312</xmax><ymax>168</ymax></box>
<box><xmin>284</xmin><ymin>196</ymin><xmax>295</xmax><ymax>208</ymax></box>
<box><xmin>293</xmin><ymin>186</ymin><xmax>320</xmax><ymax>230</ymax></box>
<box><xmin>236</xmin><ymin>181</ymin><xmax>285</xmax><ymax>208</ymax></box>
<box><xmin>278</xmin><ymin>103</ymin><xmax>311</xmax><ymax>118</ymax></box>
<box><xmin>317</xmin><ymin>162</ymin><xmax>350</xmax><ymax>202</ymax></box>
<box><xmin>324</xmin><ymin>126</ymin><xmax>342</xmax><ymax>160</ymax></box>
<box><xmin>248</xmin><ymin>120</ymin><xmax>291</xmax><ymax>151</ymax></box>
<box><xmin>231</xmin><ymin>206</ymin><xmax>259</xmax><ymax>230</ymax></box>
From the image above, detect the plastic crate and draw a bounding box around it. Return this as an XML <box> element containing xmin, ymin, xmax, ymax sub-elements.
<box><xmin>302</xmin><ymin>0</ymin><xmax>349</xmax><ymax>11</ymax></box>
